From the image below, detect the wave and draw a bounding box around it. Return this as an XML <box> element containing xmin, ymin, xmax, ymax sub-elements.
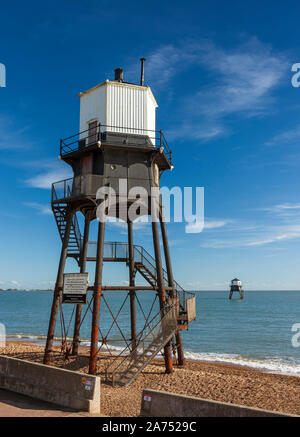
<box><xmin>184</xmin><ymin>351</ymin><xmax>300</xmax><ymax>376</ymax></box>
<box><xmin>68</xmin><ymin>341</ymin><xmax>300</xmax><ymax>376</ymax></box>
<box><xmin>6</xmin><ymin>334</ymin><xmax>300</xmax><ymax>377</ymax></box>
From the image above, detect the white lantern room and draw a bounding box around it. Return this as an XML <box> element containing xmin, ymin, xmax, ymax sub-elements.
<box><xmin>78</xmin><ymin>69</ymin><xmax>158</xmax><ymax>143</ymax></box>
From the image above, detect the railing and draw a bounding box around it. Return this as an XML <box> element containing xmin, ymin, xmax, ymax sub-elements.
<box><xmin>72</xmin><ymin>213</ymin><xmax>82</xmax><ymax>251</ymax></box>
<box><xmin>52</xmin><ymin>183</ymin><xmax>82</xmax><ymax>251</ymax></box>
<box><xmin>106</xmin><ymin>303</ymin><xmax>178</xmax><ymax>385</ymax></box>
<box><xmin>87</xmin><ymin>241</ymin><xmax>129</xmax><ymax>260</ymax></box>
<box><xmin>52</xmin><ymin>178</ymin><xmax>73</xmax><ymax>203</ymax></box>
<box><xmin>51</xmin><ymin>175</ymin><xmax>104</xmax><ymax>203</ymax></box>
<box><xmin>134</xmin><ymin>245</ymin><xmax>194</xmax><ymax>313</ymax></box>
<box><xmin>59</xmin><ymin>123</ymin><xmax>172</xmax><ymax>165</ymax></box>
<box><xmin>85</xmin><ymin>241</ymin><xmax>193</xmax><ymax>314</ymax></box>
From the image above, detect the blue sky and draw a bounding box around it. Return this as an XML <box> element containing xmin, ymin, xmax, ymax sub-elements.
<box><xmin>1</xmin><ymin>0</ymin><xmax>300</xmax><ymax>290</ymax></box>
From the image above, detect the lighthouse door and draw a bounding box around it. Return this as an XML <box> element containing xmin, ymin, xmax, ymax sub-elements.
<box><xmin>88</xmin><ymin>120</ymin><xmax>98</xmax><ymax>146</ymax></box>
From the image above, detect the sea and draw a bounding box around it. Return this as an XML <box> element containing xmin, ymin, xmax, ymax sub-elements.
<box><xmin>1</xmin><ymin>290</ymin><xmax>299</xmax><ymax>376</ymax></box>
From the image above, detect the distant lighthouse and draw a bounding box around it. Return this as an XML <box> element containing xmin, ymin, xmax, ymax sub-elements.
<box><xmin>229</xmin><ymin>278</ymin><xmax>244</xmax><ymax>300</ymax></box>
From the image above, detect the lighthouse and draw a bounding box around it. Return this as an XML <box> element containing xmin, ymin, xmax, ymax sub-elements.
<box><xmin>43</xmin><ymin>60</ymin><xmax>196</xmax><ymax>385</ymax></box>
<box><xmin>229</xmin><ymin>278</ymin><xmax>244</xmax><ymax>300</ymax></box>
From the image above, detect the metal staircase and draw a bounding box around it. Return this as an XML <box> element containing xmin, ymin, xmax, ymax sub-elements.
<box><xmin>51</xmin><ymin>185</ymin><xmax>195</xmax><ymax>386</ymax></box>
<box><xmin>133</xmin><ymin>246</ymin><xmax>190</xmax><ymax>326</ymax></box>
<box><xmin>134</xmin><ymin>261</ymin><xmax>157</xmax><ymax>287</ymax></box>
<box><xmin>51</xmin><ymin>180</ymin><xmax>82</xmax><ymax>260</ymax></box>
<box><xmin>106</xmin><ymin>303</ymin><xmax>179</xmax><ymax>387</ymax></box>
<box><xmin>52</xmin><ymin>203</ymin><xmax>82</xmax><ymax>259</ymax></box>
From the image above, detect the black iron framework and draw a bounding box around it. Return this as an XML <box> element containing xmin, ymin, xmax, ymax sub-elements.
<box><xmin>43</xmin><ymin>123</ymin><xmax>195</xmax><ymax>385</ymax></box>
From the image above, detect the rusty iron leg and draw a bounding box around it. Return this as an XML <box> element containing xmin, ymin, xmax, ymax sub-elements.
<box><xmin>152</xmin><ymin>220</ymin><xmax>173</xmax><ymax>374</ymax></box>
<box><xmin>89</xmin><ymin>219</ymin><xmax>106</xmax><ymax>375</ymax></box>
<box><xmin>72</xmin><ymin>214</ymin><xmax>90</xmax><ymax>356</ymax></box>
<box><xmin>44</xmin><ymin>209</ymin><xmax>74</xmax><ymax>365</ymax></box>
<box><xmin>128</xmin><ymin>220</ymin><xmax>137</xmax><ymax>354</ymax></box>
<box><xmin>159</xmin><ymin>205</ymin><xmax>185</xmax><ymax>367</ymax></box>
<box><xmin>175</xmin><ymin>331</ymin><xmax>185</xmax><ymax>366</ymax></box>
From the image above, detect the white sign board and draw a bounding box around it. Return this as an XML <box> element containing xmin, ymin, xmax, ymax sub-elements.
<box><xmin>62</xmin><ymin>273</ymin><xmax>89</xmax><ymax>303</ymax></box>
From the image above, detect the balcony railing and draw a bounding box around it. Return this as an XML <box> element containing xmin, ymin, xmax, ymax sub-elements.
<box><xmin>59</xmin><ymin>123</ymin><xmax>172</xmax><ymax>165</ymax></box>
<box><xmin>51</xmin><ymin>175</ymin><xmax>104</xmax><ymax>203</ymax></box>
<box><xmin>86</xmin><ymin>240</ymin><xmax>195</xmax><ymax>314</ymax></box>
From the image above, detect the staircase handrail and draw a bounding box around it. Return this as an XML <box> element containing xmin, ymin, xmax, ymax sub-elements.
<box><xmin>85</xmin><ymin>241</ymin><xmax>195</xmax><ymax>311</ymax></box>
<box><xmin>106</xmin><ymin>303</ymin><xmax>178</xmax><ymax>380</ymax></box>
<box><xmin>134</xmin><ymin>245</ymin><xmax>192</xmax><ymax>312</ymax></box>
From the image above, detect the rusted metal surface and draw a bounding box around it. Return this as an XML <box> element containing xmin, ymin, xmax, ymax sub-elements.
<box><xmin>106</xmin><ymin>303</ymin><xmax>178</xmax><ymax>386</ymax></box>
<box><xmin>160</xmin><ymin>206</ymin><xmax>185</xmax><ymax>366</ymax></box>
<box><xmin>89</xmin><ymin>220</ymin><xmax>106</xmax><ymax>375</ymax></box>
<box><xmin>151</xmin><ymin>221</ymin><xmax>173</xmax><ymax>374</ymax></box>
<box><xmin>186</xmin><ymin>296</ymin><xmax>196</xmax><ymax>323</ymax></box>
<box><xmin>128</xmin><ymin>220</ymin><xmax>137</xmax><ymax>354</ymax></box>
<box><xmin>72</xmin><ymin>215</ymin><xmax>90</xmax><ymax>355</ymax></box>
<box><xmin>45</xmin><ymin>103</ymin><xmax>195</xmax><ymax>381</ymax></box>
<box><xmin>44</xmin><ymin>209</ymin><xmax>74</xmax><ymax>365</ymax></box>
<box><xmin>87</xmin><ymin>285</ymin><xmax>173</xmax><ymax>291</ymax></box>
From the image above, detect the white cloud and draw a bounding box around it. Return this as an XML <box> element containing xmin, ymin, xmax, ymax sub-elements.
<box><xmin>265</xmin><ymin>124</ymin><xmax>300</xmax><ymax>146</ymax></box>
<box><xmin>185</xmin><ymin>218</ymin><xmax>228</xmax><ymax>233</ymax></box>
<box><xmin>126</xmin><ymin>44</ymin><xmax>198</xmax><ymax>88</ymax></box>
<box><xmin>0</xmin><ymin>115</ymin><xmax>33</xmax><ymax>150</ymax></box>
<box><xmin>24</xmin><ymin>161</ymin><xmax>72</xmax><ymax>189</ymax></box>
<box><xmin>185</xmin><ymin>221</ymin><xmax>204</xmax><ymax>233</ymax></box>
<box><xmin>244</xmin><ymin>225</ymin><xmax>300</xmax><ymax>247</ymax></box>
<box><xmin>273</xmin><ymin>203</ymin><xmax>300</xmax><ymax>210</ymax></box>
<box><xmin>204</xmin><ymin>220</ymin><xmax>228</xmax><ymax>229</ymax></box>
<box><xmin>195</xmin><ymin>38</ymin><xmax>286</xmax><ymax>118</ymax></box>
<box><xmin>200</xmin><ymin>216</ymin><xmax>300</xmax><ymax>249</ymax></box>
<box><xmin>23</xmin><ymin>202</ymin><xmax>52</xmax><ymax>215</ymax></box>
<box><xmin>254</xmin><ymin>203</ymin><xmax>300</xmax><ymax>217</ymax></box>
<box><xmin>136</xmin><ymin>38</ymin><xmax>287</xmax><ymax>142</ymax></box>
<box><xmin>167</xmin><ymin>123</ymin><xmax>225</xmax><ymax>142</ymax></box>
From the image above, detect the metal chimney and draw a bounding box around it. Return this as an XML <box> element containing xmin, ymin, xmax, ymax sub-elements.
<box><xmin>140</xmin><ymin>58</ymin><xmax>146</xmax><ymax>86</ymax></box>
<box><xmin>114</xmin><ymin>68</ymin><xmax>124</xmax><ymax>82</ymax></box>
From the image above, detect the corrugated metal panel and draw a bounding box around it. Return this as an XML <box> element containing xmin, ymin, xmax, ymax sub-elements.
<box><xmin>107</xmin><ymin>83</ymin><xmax>147</xmax><ymax>135</ymax></box>
<box><xmin>79</xmin><ymin>85</ymin><xmax>107</xmax><ymax>133</ymax></box>
<box><xmin>79</xmin><ymin>82</ymin><xmax>157</xmax><ymax>142</ymax></box>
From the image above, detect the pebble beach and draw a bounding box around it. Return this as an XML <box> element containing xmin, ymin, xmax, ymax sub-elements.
<box><xmin>2</xmin><ymin>341</ymin><xmax>300</xmax><ymax>417</ymax></box>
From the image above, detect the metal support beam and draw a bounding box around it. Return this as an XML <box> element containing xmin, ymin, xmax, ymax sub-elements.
<box><xmin>44</xmin><ymin>209</ymin><xmax>74</xmax><ymax>365</ymax></box>
<box><xmin>151</xmin><ymin>221</ymin><xmax>173</xmax><ymax>374</ymax></box>
<box><xmin>128</xmin><ymin>220</ymin><xmax>137</xmax><ymax>354</ymax></box>
<box><xmin>160</xmin><ymin>204</ymin><xmax>185</xmax><ymax>366</ymax></box>
<box><xmin>72</xmin><ymin>214</ymin><xmax>90</xmax><ymax>355</ymax></box>
<box><xmin>87</xmin><ymin>285</ymin><xmax>174</xmax><ymax>291</ymax></box>
<box><xmin>89</xmin><ymin>219</ymin><xmax>106</xmax><ymax>375</ymax></box>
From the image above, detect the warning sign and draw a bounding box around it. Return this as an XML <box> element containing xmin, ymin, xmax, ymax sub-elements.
<box><xmin>62</xmin><ymin>273</ymin><xmax>89</xmax><ymax>304</ymax></box>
